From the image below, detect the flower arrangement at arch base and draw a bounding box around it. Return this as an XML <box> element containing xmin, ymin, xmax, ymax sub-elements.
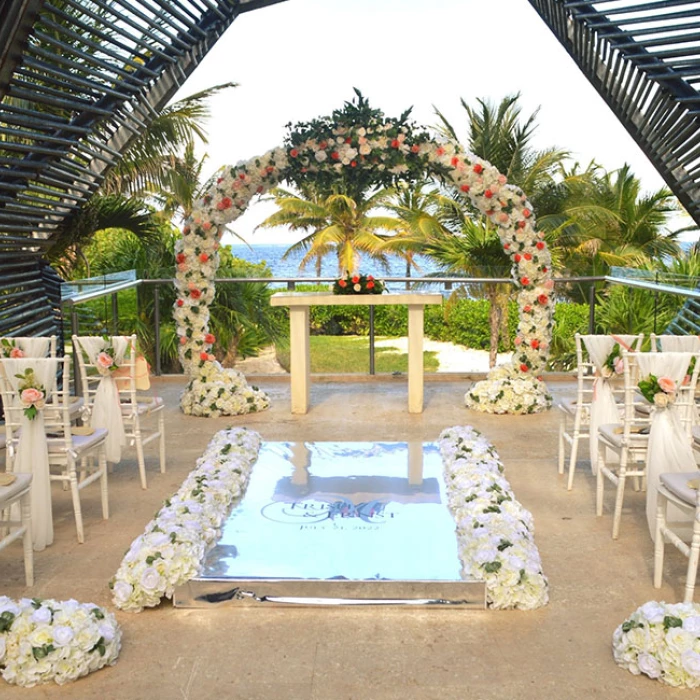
<box><xmin>332</xmin><ymin>274</ymin><xmax>385</xmax><ymax>295</ymax></box>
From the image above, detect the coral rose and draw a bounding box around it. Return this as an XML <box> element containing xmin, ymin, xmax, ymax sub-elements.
<box><xmin>658</xmin><ymin>376</ymin><xmax>676</xmax><ymax>394</ymax></box>
<box><xmin>9</xmin><ymin>347</ymin><xmax>24</xmax><ymax>358</ymax></box>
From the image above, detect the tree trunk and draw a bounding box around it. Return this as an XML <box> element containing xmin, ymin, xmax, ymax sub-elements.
<box><xmin>488</xmin><ymin>286</ymin><xmax>502</xmax><ymax>369</ymax></box>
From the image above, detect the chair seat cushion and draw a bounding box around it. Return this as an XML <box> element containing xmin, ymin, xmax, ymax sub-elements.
<box><xmin>693</xmin><ymin>426</ymin><xmax>700</xmax><ymax>445</ymax></box>
<box><xmin>557</xmin><ymin>398</ymin><xmax>589</xmax><ymax>418</ymax></box>
<box><xmin>121</xmin><ymin>396</ymin><xmax>163</xmax><ymax>416</ymax></box>
<box><xmin>48</xmin><ymin>427</ymin><xmax>108</xmax><ymax>454</ymax></box>
<box><xmin>598</xmin><ymin>423</ymin><xmax>650</xmax><ymax>449</ymax></box>
<box><xmin>660</xmin><ymin>471</ymin><xmax>700</xmax><ymax>506</ymax></box>
<box><xmin>0</xmin><ymin>472</ymin><xmax>32</xmax><ymax>502</ymax></box>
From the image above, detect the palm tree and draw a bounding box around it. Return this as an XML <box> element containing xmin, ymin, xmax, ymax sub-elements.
<box><xmin>257</xmin><ymin>187</ymin><xmax>400</xmax><ymax>276</ymax></box>
<box><xmin>380</xmin><ymin>181</ymin><xmax>453</xmax><ymax>288</ymax></box>
<box><xmin>547</xmin><ymin>163</ymin><xmax>681</xmax><ymax>279</ymax></box>
<box><xmin>425</xmin><ymin>200</ymin><xmax>512</xmax><ymax>368</ymax></box>
<box><xmin>100</xmin><ymin>83</ymin><xmax>237</xmax><ymax>199</ymax></box>
<box><xmin>435</xmin><ymin>93</ymin><xmax>569</xmax><ymax>212</ymax></box>
<box><xmin>429</xmin><ymin>94</ymin><xmax>569</xmax><ymax>363</ymax></box>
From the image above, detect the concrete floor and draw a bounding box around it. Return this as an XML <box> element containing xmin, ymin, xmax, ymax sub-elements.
<box><xmin>0</xmin><ymin>374</ymin><xmax>694</xmax><ymax>699</ymax></box>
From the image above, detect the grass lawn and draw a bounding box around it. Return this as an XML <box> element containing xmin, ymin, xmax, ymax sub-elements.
<box><xmin>275</xmin><ymin>335</ymin><xmax>439</xmax><ymax>374</ymax></box>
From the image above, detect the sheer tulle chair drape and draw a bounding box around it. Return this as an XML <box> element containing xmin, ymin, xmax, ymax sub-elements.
<box><xmin>636</xmin><ymin>351</ymin><xmax>700</xmax><ymax>541</ymax></box>
<box><xmin>581</xmin><ymin>334</ymin><xmax>643</xmax><ymax>477</ymax></box>
<box><xmin>73</xmin><ymin>335</ymin><xmax>165</xmax><ymax>489</ymax></box>
<box><xmin>0</xmin><ymin>336</ymin><xmax>56</xmax><ymax>358</ymax></box>
<box><xmin>0</xmin><ymin>356</ymin><xmax>109</xmax><ymax>545</ymax></box>
<box><xmin>0</xmin><ymin>357</ymin><xmax>58</xmax><ymax>550</ymax></box>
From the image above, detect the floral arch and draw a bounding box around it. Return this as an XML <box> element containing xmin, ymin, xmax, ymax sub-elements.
<box><xmin>174</xmin><ymin>105</ymin><xmax>554</xmax><ymax>416</ymax></box>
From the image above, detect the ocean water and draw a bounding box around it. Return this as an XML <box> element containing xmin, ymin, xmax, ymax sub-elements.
<box><xmin>229</xmin><ymin>243</ymin><xmax>437</xmax><ymax>291</ymax></box>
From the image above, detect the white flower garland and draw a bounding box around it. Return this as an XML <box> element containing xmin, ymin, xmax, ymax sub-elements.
<box><xmin>111</xmin><ymin>428</ymin><xmax>261</xmax><ymax>612</ymax></box>
<box><xmin>438</xmin><ymin>425</ymin><xmax>549</xmax><ymax>609</ymax></box>
<box><xmin>176</xmin><ymin>120</ymin><xmax>554</xmax><ymax>416</ymax></box>
<box><xmin>465</xmin><ymin>365</ymin><xmax>552</xmax><ymax>415</ymax></box>
<box><xmin>613</xmin><ymin>601</ymin><xmax>700</xmax><ymax>688</ymax></box>
<box><xmin>0</xmin><ymin>597</ymin><xmax>121</xmax><ymax>688</ymax></box>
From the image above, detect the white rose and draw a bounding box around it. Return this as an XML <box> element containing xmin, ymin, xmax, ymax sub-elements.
<box><xmin>683</xmin><ymin>615</ymin><xmax>700</xmax><ymax>636</ymax></box>
<box><xmin>112</xmin><ymin>580</ymin><xmax>133</xmax><ymax>605</ymax></box>
<box><xmin>654</xmin><ymin>392</ymin><xmax>670</xmax><ymax>408</ymax></box>
<box><xmin>640</xmin><ymin>601</ymin><xmax>667</xmax><ymax>624</ymax></box>
<box><xmin>31</xmin><ymin>606</ymin><xmax>52</xmax><ymax>624</ymax></box>
<box><xmin>140</xmin><ymin>567</ymin><xmax>163</xmax><ymax>592</ymax></box>
<box><xmin>52</xmin><ymin>625</ymin><xmax>75</xmax><ymax>646</ymax></box>
<box><xmin>638</xmin><ymin>652</ymin><xmax>662</xmax><ymax>678</ymax></box>
<box><xmin>667</xmin><ymin>627</ymin><xmax>696</xmax><ymax>655</ymax></box>
<box><xmin>315</xmin><ymin>150</ymin><xmax>327</xmax><ymax>162</ymax></box>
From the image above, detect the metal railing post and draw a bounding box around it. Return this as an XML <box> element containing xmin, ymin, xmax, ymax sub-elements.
<box><xmin>154</xmin><ymin>284</ymin><xmax>161</xmax><ymax>376</ymax></box>
<box><xmin>369</xmin><ymin>306</ymin><xmax>375</xmax><ymax>375</ymax></box>
<box><xmin>588</xmin><ymin>283</ymin><xmax>596</xmax><ymax>334</ymax></box>
<box><xmin>111</xmin><ymin>292</ymin><xmax>118</xmax><ymax>335</ymax></box>
<box><xmin>70</xmin><ymin>306</ymin><xmax>82</xmax><ymax>396</ymax></box>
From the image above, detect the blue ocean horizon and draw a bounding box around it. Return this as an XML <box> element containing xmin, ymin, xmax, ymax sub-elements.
<box><xmin>229</xmin><ymin>243</ymin><xmax>437</xmax><ymax>291</ymax></box>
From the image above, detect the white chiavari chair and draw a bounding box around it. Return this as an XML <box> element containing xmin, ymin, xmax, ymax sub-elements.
<box><xmin>73</xmin><ymin>335</ymin><xmax>165</xmax><ymax>489</ymax></box>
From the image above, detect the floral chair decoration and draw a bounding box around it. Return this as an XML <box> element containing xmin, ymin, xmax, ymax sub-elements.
<box><xmin>636</xmin><ymin>351</ymin><xmax>700</xmax><ymax>541</ymax></box>
<box><xmin>0</xmin><ymin>357</ymin><xmax>58</xmax><ymax>550</ymax></box>
<box><xmin>581</xmin><ymin>334</ymin><xmax>643</xmax><ymax>475</ymax></box>
<box><xmin>0</xmin><ymin>336</ymin><xmax>56</xmax><ymax>359</ymax></box>
<box><xmin>72</xmin><ymin>336</ymin><xmax>130</xmax><ymax>465</ymax></box>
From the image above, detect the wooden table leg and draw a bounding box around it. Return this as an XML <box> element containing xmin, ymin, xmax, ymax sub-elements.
<box><xmin>407</xmin><ymin>304</ymin><xmax>424</xmax><ymax>414</ymax></box>
<box><xmin>289</xmin><ymin>306</ymin><xmax>310</xmax><ymax>414</ymax></box>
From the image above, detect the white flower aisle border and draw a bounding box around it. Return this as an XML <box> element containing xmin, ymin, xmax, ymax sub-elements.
<box><xmin>613</xmin><ymin>601</ymin><xmax>700</xmax><ymax>689</ymax></box>
<box><xmin>175</xmin><ymin>94</ymin><xmax>554</xmax><ymax>416</ymax></box>
<box><xmin>0</xmin><ymin>597</ymin><xmax>121</xmax><ymax>688</ymax></box>
<box><xmin>111</xmin><ymin>427</ymin><xmax>261</xmax><ymax>612</ymax></box>
<box><xmin>438</xmin><ymin>425</ymin><xmax>549</xmax><ymax>609</ymax></box>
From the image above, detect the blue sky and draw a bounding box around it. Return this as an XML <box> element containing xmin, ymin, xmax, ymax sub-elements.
<box><xmin>173</xmin><ymin>0</ymin><xmax>693</xmax><ymax>245</ymax></box>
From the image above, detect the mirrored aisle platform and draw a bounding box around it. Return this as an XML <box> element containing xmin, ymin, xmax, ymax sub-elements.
<box><xmin>174</xmin><ymin>442</ymin><xmax>485</xmax><ymax>608</ymax></box>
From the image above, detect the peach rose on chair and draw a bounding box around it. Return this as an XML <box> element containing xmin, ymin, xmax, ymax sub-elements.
<box><xmin>9</xmin><ymin>347</ymin><xmax>24</xmax><ymax>358</ymax></box>
<box><xmin>96</xmin><ymin>351</ymin><xmax>115</xmax><ymax>374</ymax></box>
<box><xmin>20</xmin><ymin>387</ymin><xmax>45</xmax><ymax>409</ymax></box>
<box><xmin>657</xmin><ymin>376</ymin><xmax>676</xmax><ymax>394</ymax></box>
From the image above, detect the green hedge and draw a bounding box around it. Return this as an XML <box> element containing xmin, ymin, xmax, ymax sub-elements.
<box><xmin>292</xmin><ymin>285</ymin><xmax>590</xmax><ymax>358</ymax></box>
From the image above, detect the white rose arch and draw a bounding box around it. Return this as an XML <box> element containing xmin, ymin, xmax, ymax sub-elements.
<box><xmin>174</xmin><ymin>121</ymin><xmax>554</xmax><ymax>416</ymax></box>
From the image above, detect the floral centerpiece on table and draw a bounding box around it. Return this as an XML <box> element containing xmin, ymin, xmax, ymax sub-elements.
<box><xmin>613</xmin><ymin>601</ymin><xmax>700</xmax><ymax>688</ymax></box>
<box><xmin>332</xmin><ymin>274</ymin><xmax>384</xmax><ymax>295</ymax></box>
<box><xmin>0</xmin><ymin>596</ymin><xmax>121</xmax><ymax>687</ymax></box>
<box><xmin>0</xmin><ymin>339</ymin><xmax>24</xmax><ymax>359</ymax></box>
<box><xmin>14</xmin><ymin>368</ymin><xmax>46</xmax><ymax>420</ymax></box>
<box><xmin>638</xmin><ymin>374</ymin><xmax>677</xmax><ymax>408</ymax></box>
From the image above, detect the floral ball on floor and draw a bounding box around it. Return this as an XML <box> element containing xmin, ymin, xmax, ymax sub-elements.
<box><xmin>0</xmin><ymin>597</ymin><xmax>121</xmax><ymax>687</ymax></box>
<box><xmin>613</xmin><ymin>601</ymin><xmax>700</xmax><ymax>688</ymax></box>
<box><xmin>176</xmin><ymin>92</ymin><xmax>554</xmax><ymax>416</ymax></box>
<box><xmin>465</xmin><ymin>365</ymin><xmax>552</xmax><ymax>415</ymax></box>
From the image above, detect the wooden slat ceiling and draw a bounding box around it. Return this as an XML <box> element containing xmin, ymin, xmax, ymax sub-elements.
<box><xmin>0</xmin><ymin>0</ymin><xmax>287</xmax><ymax>255</ymax></box>
<box><xmin>528</xmin><ymin>0</ymin><xmax>700</xmax><ymax>227</ymax></box>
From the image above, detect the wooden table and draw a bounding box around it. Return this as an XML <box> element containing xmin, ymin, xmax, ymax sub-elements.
<box><xmin>270</xmin><ymin>292</ymin><xmax>443</xmax><ymax>414</ymax></box>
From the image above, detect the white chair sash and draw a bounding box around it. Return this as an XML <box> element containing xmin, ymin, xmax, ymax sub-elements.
<box><xmin>636</xmin><ymin>352</ymin><xmax>696</xmax><ymax>540</ymax></box>
<box><xmin>659</xmin><ymin>336</ymin><xmax>700</xmax><ymax>353</ymax></box>
<box><xmin>15</xmin><ymin>337</ymin><xmax>51</xmax><ymax>358</ymax></box>
<box><xmin>3</xmin><ymin>357</ymin><xmax>58</xmax><ymax>551</ymax></box>
<box><xmin>79</xmin><ymin>336</ymin><xmax>129</xmax><ymax>462</ymax></box>
<box><xmin>582</xmin><ymin>335</ymin><xmax>637</xmax><ymax>474</ymax></box>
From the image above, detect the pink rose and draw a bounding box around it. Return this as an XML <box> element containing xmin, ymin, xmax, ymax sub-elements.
<box><xmin>613</xmin><ymin>356</ymin><xmax>624</xmax><ymax>375</ymax></box>
<box><xmin>20</xmin><ymin>387</ymin><xmax>44</xmax><ymax>407</ymax></box>
<box><xmin>658</xmin><ymin>376</ymin><xmax>676</xmax><ymax>394</ymax></box>
<box><xmin>96</xmin><ymin>352</ymin><xmax>115</xmax><ymax>372</ymax></box>
<box><xmin>9</xmin><ymin>347</ymin><xmax>24</xmax><ymax>358</ymax></box>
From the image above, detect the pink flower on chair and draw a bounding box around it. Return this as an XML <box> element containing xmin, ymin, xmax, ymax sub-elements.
<box><xmin>20</xmin><ymin>387</ymin><xmax>44</xmax><ymax>409</ymax></box>
<box><xmin>96</xmin><ymin>351</ymin><xmax>116</xmax><ymax>375</ymax></box>
<box><xmin>657</xmin><ymin>376</ymin><xmax>676</xmax><ymax>394</ymax></box>
<box><xmin>613</xmin><ymin>356</ymin><xmax>624</xmax><ymax>375</ymax></box>
<box><xmin>9</xmin><ymin>347</ymin><xmax>24</xmax><ymax>358</ymax></box>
